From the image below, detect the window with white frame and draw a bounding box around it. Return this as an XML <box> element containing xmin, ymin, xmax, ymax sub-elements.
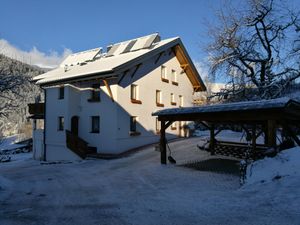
<box><xmin>171</xmin><ymin>121</ymin><xmax>177</xmax><ymax>130</ymax></box>
<box><xmin>156</xmin><ymin>90</ymin><xmax>163</xmax><ymax>107</ymax></box>
<box><xmin>171</xmin><ymin>69</ymin><xmax>177</xmax><ymax>84</ymax></box>
<box><xmin>156</xmin><ymin>118</ymin><xmax>161</xmax><ymax>133</ymax></box>
<box><xmin>170</xmin><ymin>93</ymin><xmax>176</xmax><ymax>105</ymax></box>
<box><xmin>58</xmin><ymin>117</ymin><xmax>64</xmax><ymax>131</ymax></box>
<box><xmin>58</xmin><ymin>86</ymin><xmax>64</xmax><ymax>99</ymax></box>
<box><xmin>91</xmin><ymin>116</ymin><xmax>100</xmax><ymax>133</ymax></box>
<box><xmin>179</xmin><ymin>95</ymin><xmax>183</xmax><ymax>107</ymax></box>
<box><xmin>161</xmin><ymin>66</ymin><xmax>168</xmax><ymax>82</ymax></box>
<box><xmin>130</xmin><ymin>116</ymin><xmax>137</xmax><ymax>132</ymax></box>
<box><xmin>130</xmin><ymin>84</ymin><xmax>142</xmax><ymax>104</ymax></box>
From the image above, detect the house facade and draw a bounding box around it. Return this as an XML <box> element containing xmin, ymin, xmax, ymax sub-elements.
<box><xmin>30</xmin><ymin>33</ymin><xmax>206</xmax><ymax>161</ymax></box>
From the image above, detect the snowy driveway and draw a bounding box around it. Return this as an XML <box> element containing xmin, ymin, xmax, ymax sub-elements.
<box><xmin>0</xmin><ymin>137</ymin><xmax>299</xmax><ymax>225</ymax></box>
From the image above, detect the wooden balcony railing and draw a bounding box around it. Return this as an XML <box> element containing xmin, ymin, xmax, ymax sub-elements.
<box><xmin>28</xmin><ymin>103</ymin><xmax>45</xmax><ymax>118</ymax></box>
<box><xmin>66</xmin><ymin>130</ymin><xmax>88</xmax><ymax>159</ymax></box>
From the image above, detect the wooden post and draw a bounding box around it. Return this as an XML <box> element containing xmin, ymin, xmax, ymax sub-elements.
<box><xmin>160</xmin><ymin>121</ymin><xmax>167</xmax><ymax>164</ymax></box>
<box><xmin>209</xmin><ymin>124</ymin><xmax>215</xmax><ymax>155</ymax></box>
<box><xmin>252</xmin><ymin>124</ymin><xmax>256</xmax><ymax>155</ymax></box>
<box><xmin>267</xmin><ymin>120</ymin><xmax>276</xmax><ymax>148</ymax></box>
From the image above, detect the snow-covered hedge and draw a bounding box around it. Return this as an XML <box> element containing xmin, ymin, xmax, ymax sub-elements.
<box><xmin>246</xmin><ymin>147</ymin><xmax>300</xmax><ymax>184</ymax></box>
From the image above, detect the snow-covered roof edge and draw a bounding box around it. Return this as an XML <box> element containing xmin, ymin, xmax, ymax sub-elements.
<box><xmin>152</xmin><ymin>97</ymin><xmax>300</xmax><ymax>116</ymax></box>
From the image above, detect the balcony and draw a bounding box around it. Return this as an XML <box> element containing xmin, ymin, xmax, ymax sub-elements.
<box><xmin>28</xmin><ymin>103</ymin><xmax>45</xmax><ymax>119</ymax></box>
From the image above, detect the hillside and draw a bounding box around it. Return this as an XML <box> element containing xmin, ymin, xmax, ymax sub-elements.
<box><xmin>0</xmin><ymin>54</ymin><xmax>45</xmax><ymax>138</ymax></box>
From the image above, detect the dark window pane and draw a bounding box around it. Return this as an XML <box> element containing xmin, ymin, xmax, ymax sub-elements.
<box><xmin>91</xmin><ymin>84</ymin><xmax>100</xmax><ymax>101</ymax></box>
<box><xmin>91</xmin><ymin>116</ymin><xmax>100</xmax><ymax>133</ymax></box>
<box><xmin>130</xmin><ymin>116</ymin><xmax>137</xmax><ymax>132</ymax></box>
<box><xmin>58</xmin><ymin>87</ymin><xmax>64</xmax><ymax>99</ymax></box>
<box><xmin>58</xmin><ymin>117</ymin><xmax>64</xmax><ymax>130</ymax></box>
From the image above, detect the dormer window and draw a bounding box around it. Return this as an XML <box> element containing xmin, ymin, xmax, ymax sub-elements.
<box><xmin>88</xmin><ymin>84</ymin><xmax>101</xmax><ymax>102</ymax></box>
<box><xmin>131</xmin><ymin>84</ymin><xmax>142</xmax><ymax>104</ymax></box>
<box><xmin>58</xmin><ymin>86</ymin><xmax>64</xmax><ymax>99</ymax></box>
<box><xmin>161</xmin><ymin>66</ymin><xmax>169</xmax><ymax>83</ymax></box>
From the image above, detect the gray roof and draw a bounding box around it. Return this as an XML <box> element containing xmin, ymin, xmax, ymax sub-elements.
<box><xmin>32</xmin><ymin>33</ymin><xmax>204</xmax><ymax>88</ymax></box>
<box><xmin>152</xmin><ymin>97</ymin><xmax>300</xmax><ymax>116</ymax></box>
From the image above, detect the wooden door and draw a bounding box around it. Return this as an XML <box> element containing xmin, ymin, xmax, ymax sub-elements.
<box><xmin>71</xmin><ymin>116</ymin><xmax>79</xmax><ymax>136</ymax></box>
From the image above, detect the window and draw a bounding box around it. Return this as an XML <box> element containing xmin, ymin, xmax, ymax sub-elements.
<box><xmin>171</xmin><ymin>70</ymin><xmax>178</xmax><ymax>85</ymax></box>
<box><xmin>91</xmin><ymin>116</ymin><xmax>100</xmax><ymax>133</ymax></box>
<box><xmin>156</xmin><ymin>90</ymin><xmax>164</xmax><ymax>107</ymax></box>
<box><xmin>171</xmin><ymin>122</ymin><xmax>177</xmax><ymax>130</ymax></box>
<box><xmin>161</xmin><ymin>66</ymin><xmax>169</xmax><ymax>83</ymax></box>
<box><xmin>130</xmin><ymin>116</ymin><xmax>140</xmax><ymax>136</ymax></box>
<box><xmin>131</xmin><ymin>84</ymin><xmax>142</xmax><ymax>104</ymax></box>
<box><xmin>156</xmin><ymin>118</ymin><xmax>161</xmax><ymax>133</ymax></box>
<box><xmin>89</xmin><ymin>84</ymin><xmax>100</xmax><ymax>102</ymax></box>
<box><xmin>170</xmin><ymin>93</ymin><xmax>176</xmax><ymax>105</ymax></box>
<box><xmin>179</xmin><ymin>95</ymin><xmax>183</xmax><ymax>107</ymax></box>
<box><xmin>58</xmin><ymin>117</ymin><xmax>64</xmax><ymax>131</ymax></box>
<box><xmin>58</xmin><ymin>86</ymin><xmax>64</xmax><ymax>99</ymax></box>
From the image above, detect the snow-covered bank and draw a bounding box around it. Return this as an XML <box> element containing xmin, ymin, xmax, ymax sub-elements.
<box><xmin>246</xmin><ymin>147</ymin><xmax>300</xmax><ymax>185</ymax></box>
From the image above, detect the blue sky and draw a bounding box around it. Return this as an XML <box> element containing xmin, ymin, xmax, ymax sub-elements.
<box><xmin>0</xmin><ymin>0</ymin><xmax>299</xmax><ymax>70</ymax></box>
<box><xmin>0</xmin><ymin>0</ymin><xmax>222</xmax><ymax>67</ymax></box>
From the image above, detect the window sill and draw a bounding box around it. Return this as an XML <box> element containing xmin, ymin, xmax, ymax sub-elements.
<box><xmin>172</xmin><ymin>81</ymin><xmax>178</xmax><ymax>86</ymax></box>
<box><xmin>90</xmin><ymin>131</ymin><xmax>100</xmax><ymax>134</ymax></box>
<box><xmin>88</xmin><ymin>99</ymin><xmax>101</xmax><ymax>102</ymax></box>
<box><xmin>156</xmin><ymin>103</ymin><xmax>164</xmax><ymax>107</ymax></box>
<box><xmin>171</xmin><ymin>102</ymin><xmax>176</xmax><ymax>106</ymax></box>
<box><xmin>161</xmin><ymin>78</ymin><xmax>169</xmax><ymax>83</ymax></box>
<box><xmin>131</xmin><ymin>99</ymin><xmax>142</xmax><ymax>104</ymax></box>
<box><xmin>129</xmin><ymin>131</ymin><xmax>141</xmax><ymax>136</ymax></box>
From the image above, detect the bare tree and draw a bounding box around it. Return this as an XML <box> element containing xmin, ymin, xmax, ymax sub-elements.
<box><xmin>207</xmin><ymin>0</ymin><xmax>300</xmax><ymax>101</ymax></box>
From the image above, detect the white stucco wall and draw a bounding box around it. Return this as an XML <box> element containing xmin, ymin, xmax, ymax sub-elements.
<box><xmin>43</xmin><ymin>48</ymin><xmax>200</xmax><ymax>159</ymax></box>
<box><xmin>115</xmin><ymin>49</ymin><xmax>194</xmax><ymax>152</ymax></box>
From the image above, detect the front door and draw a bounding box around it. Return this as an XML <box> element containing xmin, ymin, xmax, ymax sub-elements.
<box><xmin>71</xmin><ymin>116</ymin><xmax>79</xmax><ymax>136</ymax></box>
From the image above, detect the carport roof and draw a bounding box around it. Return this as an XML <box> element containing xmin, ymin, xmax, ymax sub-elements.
<box><xmin>152</xmin><ymin>97</ymin><xmax>300</xmax><ymax>122</ymax></box>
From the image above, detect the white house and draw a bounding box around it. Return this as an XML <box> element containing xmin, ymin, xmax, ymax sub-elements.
<box><xmin>29</xmin><ymin>33</ymin><xmax>206</xmax><ymax>161</ymax></box>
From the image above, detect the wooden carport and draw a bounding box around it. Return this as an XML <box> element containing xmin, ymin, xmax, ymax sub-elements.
<box><xmin>152</xmin><ymin>98</ymin><xmax>300</xmax><ymax>164</ymax></box>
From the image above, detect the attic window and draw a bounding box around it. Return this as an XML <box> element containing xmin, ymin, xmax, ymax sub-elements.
<box><xmin>161</xmin><ymin>66</ymin><xmax>169</xmax><ymax>83</ymax></box>
<box><xmin>131</xmin><ymin>84</ymin><xmax>142</xmax><ymax>104</ymax></box>
<box><xmin>58</xmin><ymin>86</ymin><xmax>64</xmax><ymax>99</ymax></box>
<box><xmin>88</xmin><ymin>84</ymin><xmax>100</xmax><ymax>102</ymax></box>
<box><xmin>171</xmin><ymin>70</ymin><xmax>178</xmax><ymax>85</ymax></box>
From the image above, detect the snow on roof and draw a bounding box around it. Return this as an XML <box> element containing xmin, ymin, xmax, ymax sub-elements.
<box><xmin>33</xmin><ymin>34</ymin><xmax>180</xmax><ymax>85</ymax></box>
<box><xmin>60</xmin><ymin>48</ymin><xmax>102</xmax><ymax>67</ymax></box>
<box><xmin>153</xmin><ymin>97</ymin><xmax>300</xmax><ymax>116</ymax></box>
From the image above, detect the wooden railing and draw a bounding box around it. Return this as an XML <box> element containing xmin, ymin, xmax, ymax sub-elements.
<box><xmin>66</xmin><ymin>130</ymin><xmax>88</xmax><ymax>159</ymax></box>
<box><xmin>28</xmin><ymin>103</ymin><xmax>45</xmax><ymax>117</ymax></box>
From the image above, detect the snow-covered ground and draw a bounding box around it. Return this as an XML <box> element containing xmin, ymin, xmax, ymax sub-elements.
<box><xmin>0</xmin><ymin>137</ymin><xmax>299</xmax><ymax>225</ymax></box>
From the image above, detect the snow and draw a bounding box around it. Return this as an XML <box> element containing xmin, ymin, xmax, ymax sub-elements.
<box><xmin>246</xmin><ymin>146</ymin><xmax>300</xmax><ymax>185</ymax></box>
<box><xmin>0</xmin><ymin>137</ymin><xmax>299</xmax><ymax>225</ymax></box>
<box><xmin>153</xmin><ymin>97</ymin><xmax>299</xmax><ymax>116</ymax></box>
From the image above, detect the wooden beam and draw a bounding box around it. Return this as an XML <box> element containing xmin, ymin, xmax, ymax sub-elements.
<box><xmin>252</xmin><ymin>124</ymin><xmax>257</xmax><ymax>154</ymax></box>
<box><xmin>155</xmin><ymin>51</ymin><xmax>164</xmax><ymax>64</ymax></box>
<box><xmin>117</xmin><ymin>69</ymin><xmax>130</xmax><ymax>85</ymax></box>
<box><xmin>209</xmin><ymin>124</ymin><xmax>215</xmax><ymax>155</ymax></box>
<box><xmin>160</xmin><ymin>121</ymin><xmax>167</xmax><ymax>164</ymax></box>
<box><xmin>267</xmin><ymin>120</ymin><xmax>276</xmax><ymax>148</ymax></box>
<box><xmin>103</xmin><ymin>79</ymin><xmax>114</xmax><ymax>102</ymax></box>
<box><xmin>282</xmin><ymin>123</ymin><xmax>300</xmax><ymax>146</ymax></box>
<box><xmin>131</xmin><ymin>63</ymin><xmax>142</xmax><ymax>78</ymax></box>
